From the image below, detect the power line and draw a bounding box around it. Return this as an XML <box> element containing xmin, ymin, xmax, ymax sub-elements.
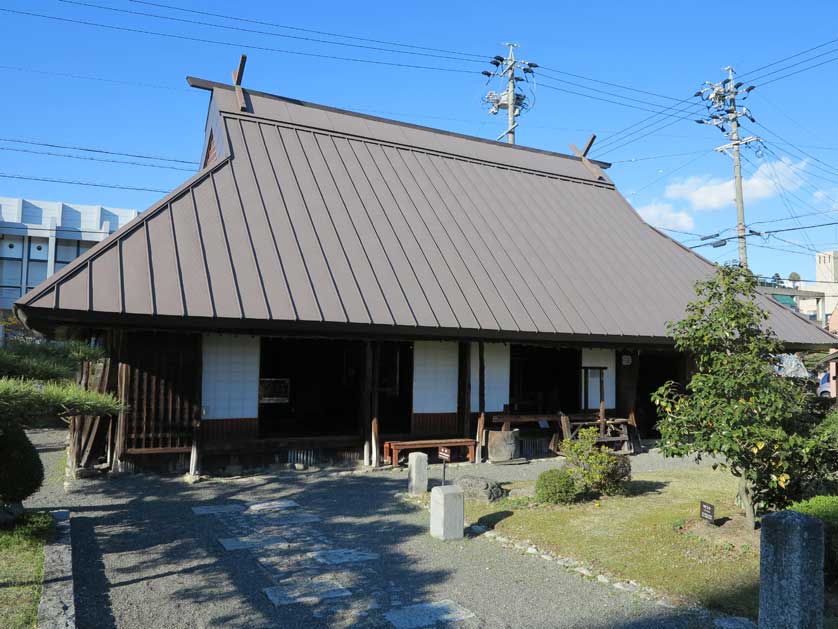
<box><xmin>535</xmin><ymin>66</ymin><xmax>683</xmax><ymax>102</ymax></box>
<box><xmin>537</xmin><ymin>81</ymin><xmax>699</xmax><ymax>122</ymax></box>
<box><xmin>0</xmin><ymin>146</ymin><xmax>196</xmax><ymax>172</ymax></box>
<box><xmin>129</xmin><ymin>0</ymin><xmax>487</xmax><ymax>60</ymax></box>
<box><xmin>595</xmin><ymin>115</ymin><xmax>694</xmax><ymax>158</ymax></box>
<box><xmin>627</xmin><ymin>150</ymin><xmax>713</xmax><ymax>197</ymax></box>
<box><xmin>536</xmin><ymin>75</ymin><xmax>695</xmax><ymax>115</ymax></box>
<box><xmin>0</xmin><ymin>173</ymin><xmax>169</xmax><ymax>193</ymax></box>
<box><xmin>0</xmin><ymin>137</ymin><xmax>198</xmax><ymax>165</ymax></box>
<box><xmin>0</xmin><ymin>8</ymin><xmax>480</xmax><ymax>75</ymax></box>
<box><xmin>592</xmin><ymin>96</ymin><xmax>703</xmax><ymax>153</ymax></box>
<box><xmin>60</xmin><ymin>0</ymin><xmax>487</xmax><ymax>64</ymax></box>
<box><xmin>0</xmin><ymin>64</ymin><xmax>192</xmax><ymax>92</ymax></box>
<box><xmin>738</xmin><ymin>36</ymin><xmax>838</xmax><ymax>80</ymax></box>
<box><xmin>611</xmin><ymin>149</ymin><xmax>712</xmax><ymax>164</ymax></box>
<box><xmin>747</xmin><ymin>48</ymin><xmax>838</xmax><ymax>86</ymax></box>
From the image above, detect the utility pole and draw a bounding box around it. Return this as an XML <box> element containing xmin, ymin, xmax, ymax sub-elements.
<box><xmin>696</xmin><ymin>67</ymin><xmax>759</xmax><ymax>267</ymax></box>
<box><xmin>482</xmin><ymin>44</ymin><xmax>537</xmax><ymax>144</ymax></box>
<box><xmin>505</xmin><ymin>44</ymin><xmax>517</xmax><ymax>144</ymax></box>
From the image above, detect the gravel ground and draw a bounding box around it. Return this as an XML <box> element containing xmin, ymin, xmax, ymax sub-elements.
<box><xmin>26</xmin><ymin>428</ymin><xmax>721</xmax><ymax>629</ymax></box>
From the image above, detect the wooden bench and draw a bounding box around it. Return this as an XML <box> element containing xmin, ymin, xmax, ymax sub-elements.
<box><xmin>383</xmin><ymin>438</ymin><xmax>476</xmax><ymax>466</ymax></box>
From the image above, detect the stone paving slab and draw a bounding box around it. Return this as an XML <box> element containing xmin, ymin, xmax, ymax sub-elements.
<box><xmin>384</xmin><ymin>600</ymin><xmax>475</xmax><ymax>629</ymax></box>
<box><xmin>218</xmin><ymin>534</ymin><xmax>289</xmax><ymax>551</ymax></box>
<box><xmin>310</xmin><ymin>548</ymin><xmax>380</xmax><ymax>565</ymax></box>
<box><xmin>263</xmin><ymin>579</ymin><xmax>352</xmax><ymax>606</ymax></box>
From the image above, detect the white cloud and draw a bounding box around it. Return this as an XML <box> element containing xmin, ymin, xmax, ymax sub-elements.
<box><xmin>636</xmin><ymin>202</ymin><xmax>694</xmax><ymax>231</ymax></box>
<box><xmin>664</xmin><ymin>159</ymin><xmax>806</xmax><ymax>211</ymax></box>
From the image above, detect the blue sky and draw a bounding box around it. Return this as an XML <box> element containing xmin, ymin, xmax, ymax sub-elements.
<box><xmin>2</xmin><ymin>0</ymin><xmax>837</xmax><ymax>282</ymax></box>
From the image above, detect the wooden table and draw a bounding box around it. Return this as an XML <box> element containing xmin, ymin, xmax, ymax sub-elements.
<box><xmin>383</xmin><ymin>438</ymin><xmax>476</xmax><ymax>466</ymax></box>
<box><xmin>491</xmin><ymin>414</ymin><xmax>563</xmax><ymax>432</ymax></box>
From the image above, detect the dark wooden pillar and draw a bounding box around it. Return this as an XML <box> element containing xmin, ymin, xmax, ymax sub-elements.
<box><xmin>371</xmin><ymin>343</ymin><xmax>381</xmax><ymax>466</ymax></box>
<box><xmin>458</xmin><ymin>341</ymin><xmax>471</xmax><ymax>437</ymax></box>
<box><xmin>361</xmin><ymin>341</ymin><xmax>373</xmax><ymax>466</ymax></box>
<box><xmin>476</xmin><ymin>341</ymin><xmax>486</xmax><ymax>462</ymax></box>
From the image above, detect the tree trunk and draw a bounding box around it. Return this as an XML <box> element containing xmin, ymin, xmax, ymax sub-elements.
<box><xmin>738</xmin><ymin>476</ymin><xmax>756</xmax><ymax>530</ymax></box>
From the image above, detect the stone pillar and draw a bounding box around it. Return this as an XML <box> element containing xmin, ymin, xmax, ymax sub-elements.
<box><xmin>430</xmin><ymin>485</ymin><xmax>464</xmax><ymax>541</ymax></box>
<box><xmin>408</xmin><ymin>452</ymin><xmax>428</xmax><ymax>495</ymax></box>
<box><xmin>759</xmin><ymin>510</ymin><xmax>824</xmax><ymax>629</ymax></box>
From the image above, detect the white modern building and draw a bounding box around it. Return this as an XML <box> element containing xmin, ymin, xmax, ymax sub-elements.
<box><xmin>0</xmin><ymin>197</ymin><xmax>136</xmax><ymax>310</ymax></box>
<box><xmin>797</xmin><ymin>250</ymin><xmax>838</xmax><ymax>326</ymax></box>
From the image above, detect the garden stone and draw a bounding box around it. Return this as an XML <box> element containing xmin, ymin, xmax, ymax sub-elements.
<box><xmin>455</xmin><ymin>475</ymin><xmax>505</xmax><ymax>503</ymax></box>
<box><xmin>408</xmin><ymin>452</ymin><xmax>428</xmax><ymax>495</ymax></box>
<box><xmin>758</xmin><ymin>510</ymin><xmax>824</xmax><ymax>629</ymax></box>
<box><xmin>430</xmin><ymin>485</ymin><xmax>464</xmax><ymax>541</ymax></box>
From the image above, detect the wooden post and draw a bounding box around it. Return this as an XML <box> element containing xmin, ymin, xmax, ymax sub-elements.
<box><xmin>361</xmin><ymin>341</ymin><xmax>373</xmax><ymax>466</ymax></box>
<box><xmin>371</xmin><ymin>343</ymin><xmax>380</xmax><ymax>467</ymax></box>
<box><xmin>189</xmin><ymin>417</ymin><xmax>201</xmax><ymax>477</ymax></box>
<box><xmin>458</xmin><ymin>341</ymin><xmax>471</xmax><ymax>437</ymax></box>
<box><xmin>112</xmin><ymin>362</ymin><xmax>130</xmax><ymax>474</ymax></box>
<box><xmin>599</xmin><ymin>367</ymin><xmax>606</xmax><ymax>437</ymax></box>
<box><xmin>476</xmin><ymin>341</ymin><xmax>486</xmax><ymax>462</ymax></box>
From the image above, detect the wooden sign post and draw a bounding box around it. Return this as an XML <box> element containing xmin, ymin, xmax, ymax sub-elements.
<box><xmin>700</xmin><ymin>501</ymin><xmax>715</xmax><ymax>525</ymax></box>
<box><xmin>439</xmin><ymin>446</ymin><xmax>451</xmax><ymax>485</ymax></box>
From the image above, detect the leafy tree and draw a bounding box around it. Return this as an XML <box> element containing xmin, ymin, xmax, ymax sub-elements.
<box><xmin>788</xmin><ymin>271</ymin><xmax>801</xmax><ymax>283</ymax></box>
<box><xmin>652</xmin><ymin>264</ymin><xmax>836</xmax><ymax>530</ymax></box>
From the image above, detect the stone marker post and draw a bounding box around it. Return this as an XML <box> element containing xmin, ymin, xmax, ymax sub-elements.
<box><xmin>759</xmin><ymin>510</ymin><xmax>824</xmax><ymax>629</ymax></box>
<box><xmin>430</xmin><ymin>485</ymin><xmax>464</xmax><ymax>541</ymax></box>
<box><xmin>408</xmin><ymin>452</ymin><xmax>428</xmax><ymax>495</ymax></box>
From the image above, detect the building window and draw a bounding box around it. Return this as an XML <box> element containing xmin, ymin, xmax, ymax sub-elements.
<box><xmin>55</xmin><ymin>239</ymin><xmax>95</xmax><ymax>265</ymax></box>
<box><xmin>28</xmin><ymin>238</ymin><xmax>48</xmax><ymax>261</ymax></box>
<box><xmin>0</xmin><ymin>238</ymin><xmax>21</xmax><ymax>298</ymax></box>
<box><xmin>27</xmin><ymin>260</ymin><xmax>48</xmax><ymax>290</ymax></box>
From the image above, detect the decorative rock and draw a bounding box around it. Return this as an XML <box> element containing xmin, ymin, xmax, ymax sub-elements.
<box><xmin>408</xmin><ymin>453</ymin><xmax>429</xmax><ymax>495</ymax></box>
<box><xmin>430</xmin><ymin>485</ymin><xmax>464</xmax><ymax>541</ymax></box>
<box><xmin>526</xmin><ymin>546</ymin><xmax>539</xmax><ymax>555</ymax></box>
<box><xmin>597</xmin><ymin>575</ymin><xmax>610</xmax><ymax>584</ymax></box>
<box><xmin>613</xmin><ymin>582</ymin><xmax>638</xmax><ymax>592</ymax></box>
<box><xmin>576</xmin><ymin>567</ymin><xmax>593</xmax><ymax>577</ymax></box>
<box><xmin>487</xmin><ymin>429</ymin><xmax>520</xmax><ymax>462</ymax></box>
<box><xmin>540</xmin><ymin>554</ymin><xmax>553</xmax><ymax>561</ymax></box>
<box><xmin>455</xmin><ymin>476</ymin><xmax>506</xmax><ymax>503</ymax></box>
<box><xmin>759</xmin><ymin>510</ymin><xmax>824</xmax><ymax>629</ymax></box>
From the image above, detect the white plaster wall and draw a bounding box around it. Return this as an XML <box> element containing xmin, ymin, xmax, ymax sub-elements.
<box><xmin>470</xmin><ymin>342</ymin><xmax>510</xmax><ymax>412</ymax></box>
<box><xmin>581</xmin><ymin>348</ymin><xmax>616</xmax><ymax>409</ymax></box>
<box><xmin>412</xmin><ymin>341</ymin><xmax>458</xmax><ymax>413</ymax></box>
<box><xmin>201</xmin><ymin>334</ymin><xmax>260</xmax><ymax>420</ymax></box>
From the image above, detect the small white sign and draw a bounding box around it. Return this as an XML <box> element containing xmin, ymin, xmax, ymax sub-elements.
<box><xmin>538</xmin><ymin>420</ymin><xmax>550</xmax><ymax>429</ymax></box>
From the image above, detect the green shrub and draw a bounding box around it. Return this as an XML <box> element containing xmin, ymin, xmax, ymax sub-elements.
<box><xmin>0</xmin><ymin>378</ymin><xmax>121</xmax><ymax>428</ymax></box>
<box><xmin>0</xmin><ymin>340</ymin><xmax>105</xmax><ymax>382</ymax></box>
<box><xmin>535</xmin><ymin>468</ymin><xmax>582</xmax><ymax>504</ymax></box>
<box><xmin>789</xmin><ymin>495</ymin><xmax>838</xmax><ymax>584</ymax></box>
<box><xmin>0</xmin><ymin>423</ymin><xmax>44</xmax><ymax>504</ymax></box>
<box><xmin>562</xmin><ymin>427</ymin><xmax>632</xmax><ymax>495</ymax></box>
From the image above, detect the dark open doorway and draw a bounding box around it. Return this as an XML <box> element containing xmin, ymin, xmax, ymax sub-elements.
<box><xmin>258</xmin><ymin>338</ymin><xmax>364</xmax><ymax>437</ymax></box>
<box><xmin>509</xmin><ymin>345</ymin><xmax>581</xmax><ymax>414</ymax></box>
<box><xmin>635</xmin><ymin>351</ymin><xmax>686</xmax><ymax>437</ymax></box>
<box><xmin>375</xmin><ymin>342</ymin><xmax>413</xmax><ymax>436</ymax></box>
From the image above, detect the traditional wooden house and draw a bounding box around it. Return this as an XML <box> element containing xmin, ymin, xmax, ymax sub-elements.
<box><xmin>14</xmin><ymin>72</ymin><xmax>837</xmax><ymax>472</ymax></box>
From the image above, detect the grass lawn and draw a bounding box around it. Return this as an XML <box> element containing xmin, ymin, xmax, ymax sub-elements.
<box><xmin>467</xmin><ymin>468</ymin><xmax>763</xmax><ymax>618</ymax></box>
<box><xmin>0</xmin><ymin>512</ymin><xmax>54</xmax><ymax>628</ymax></box>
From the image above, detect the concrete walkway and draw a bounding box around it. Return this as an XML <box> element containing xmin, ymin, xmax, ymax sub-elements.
<box><xmin>26</xmin><ymin>428</ymin><xmax>713</xmax><ymax>628</ymax></box>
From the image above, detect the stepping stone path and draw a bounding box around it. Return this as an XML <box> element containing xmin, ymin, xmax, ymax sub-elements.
<box><xmin>192</xmin><ymin>499</ymin><xmax>477</xmax><ymax>627</ymax></box>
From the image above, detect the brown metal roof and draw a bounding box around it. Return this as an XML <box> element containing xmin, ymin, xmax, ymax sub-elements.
<box><xmin>15</xmin><ymin>79</ymin><xmax>838</xmax><ymax>348</ymax></box>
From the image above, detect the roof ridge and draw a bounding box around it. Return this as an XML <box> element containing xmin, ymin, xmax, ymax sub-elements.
<box><xmin>187</xmin><ymin>76</ymin><xmax>612</xmax><ymax>171</ymax></box>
